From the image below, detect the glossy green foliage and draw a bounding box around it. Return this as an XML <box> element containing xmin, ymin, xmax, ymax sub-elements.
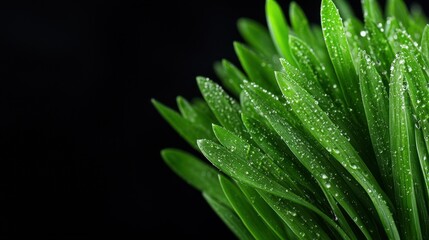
<box><xmin>154</xmin><ymin>0</ymin><xmax>429</xmax><ymax>239</ymax></box>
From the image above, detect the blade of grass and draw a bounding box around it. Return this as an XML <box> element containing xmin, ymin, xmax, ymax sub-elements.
<box><xmin>219</xmin><ymin>175</ymin><xmax>280</xmax><ymax>240</ymax></box>
<box><xmin>415</xmin><ymin>126</ymin><xmax>429</xmax><ymax>209</ymax></box>
<box><xmin>241</xmin><ymin>114</ymin><xmax>320</xmax><ymax>197</ymax></box>
<box><xmin>197</xmin><ymin>139</ymin><xmax>351</xmax><ymax>239</ymax></box>
<box><xmin>421</xmin><ymin>25</ymin><xmax>429</xmax><ymax>62</ymax></box>
<box><xmin>257</xmin><ymin>190</ymin><xmax>331</xmax><ymax>239</ymax></box>
<box><xmin>321</xmin><ymin>0</ymin><xmax>364</xmax><ymax>124</ymax></box>
<box><xmin>234</xmin><ymin>42</ymin><xmax>281</xmax><ymax>95</ymax></box>
<box><xmin>238</xmin><ymin>183</ymin><xmax>293</xmax><ymax>239</ymax></box>
<box><xmin>152</xmin><ymin>99</ymin><xmax>216</xmax><ymax>150</ymax></box>
<box><xmin>289</xmin><ymin>2</ymin><xmax>316</xmax><ymax>48</ymax></box>
<box><xmin>389</xmin><ymin>56</ymin><xmax>422</xmax><ymax>239</ymax></box>
<box><xmin>197</xmin><ymin>77</ymin><xmax>249</xmax><ymax>139</ymax></box>
<box><xmin>402</xmin><ymin>49</ymin><xmax>429</xmax><ymax>164</ymax></box>
<box><xmin>343</xmin><ymin>18</ymin><xmax>366</xmax><ymax>68</ymax></box>
<box><xmin>177</xmin><ymin>96</ymin><xmax>216</xmax><ymax>132</ymax></box>
<box><xmin>359</xmin><ymin>51</ymin><xmax>392</xmax><ymax>193</ymax></box>
<box><xmin>332</xmin><ymin>0</ymin><xmax>354</xmax><ymax>19</ymax></box>
<box><xmin>401</xmin><ymin>50</ymin><xmax>429</xmax><ymax>236</ymax></box>
<box><xmin>365</xmin><ymin>20</ymin><xmax>395</xmax><ymax>84</ymax></box>
<box><xmin>161</xmin><ymin>149</ymin><xmax>230</xmax><ymax>207</ymax></box>
<box><xmin>266</xmin><ymin>0</ymin><xmax>296</xmax><ymax>66</ymax></box>
<box><xmin>212</xmin><ymin>124</ymin><xmax>308</xmax><ymax>199</ymax></box>
<box><xmin>386</xmin><ymin>0</ymin><xmax>410</xmax><ymax>29</ymax></box>
<box><xmin>275</xmin><ymin>70</ymin><xmax>400</xmax><ymax>239</ymax></box>
<box><xmin>362</xmin><ymin>0</ymin><xmax>383</xmax><ymax>24</ymax></box>
<box><xmin>288</xmin><ymin>36</ymin><xmax>344</xmax><ymax>107</ymax></box>
<box><xmin>242</xmin><ymin>82</ymin><xmax>379</xmax><ymax>239</ymax></box>
<box><xmin>414</xmin><ymin>127</ymin><xmax>429</xmax><ymax>236</ymax></box>
<box><xmin>203</xmin><ymin>193</ymin><xmax>255</xmax><ymax>240</ymax></box>
<box><xmin>238</xmin><ymin>18</ymin><xmax>278</xmax><ymax>57</ymax></box>
<box><xmin>278</xmin><ymin>61</ymin><xmax>375</xmax><ymax>171</ymax></box>
<box><xmin>190</xmin><ymin>98</ymin><xmax>219</xmax><ymax>124</ymax></box>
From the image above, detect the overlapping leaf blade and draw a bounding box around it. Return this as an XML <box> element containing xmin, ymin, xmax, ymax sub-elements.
<box><xmin>234</xmin><ymin>42</ymin><xmax>281</xmax><ymax>95</ymax></box>
<box><xmin>422</xmin><ymin>25</ymin><xmax>429</xmax><ymax>61</ymax></box>
<box><xmin>197</xmin><ymin>77</ymin><xmax>249</xmax><ymax>139</ymax></box>
<box><xmin>275</xmin><ymin>70</ymin><xmax>399</xmax><ymax>239</ymax></box>
<box><xmin>203</xmin><ymin>193</ymin><xmax>255</xmax><ymax>240</ymax></box>
<box><xmin>359</xmin><ymin>51</ymin><xmax>392</xmax><ymax>192</ymax></box>
<box><xmin>237</xmin><ymin>183</ymin><xmax>292</xmax><ymax>239</ymax></box>
<box><xmin>152</xmin><ymin>99</ymin><xmax>216</xmax><ymax>149</ymax></box>
<box><xmin>365</xmin><ymin>20</ymin><xmax>395</xmax><ymax>83</ymax></box>
<box><xmin>362</xmin><ymin>0</ymin><xmax>384</xmax><ymax>24</ymax></box>
<box><xmin>219</xmin><ymin>175</ymin><xmax>280</xmax><ymax>240</ymax></box>
<box><xmin>238</xmin><ymin>18</ymin><xmax>278</xmax><ymax>57</ymax></box>
<box><xmin>197</xmin><ymin>139</ymin><xmax>350</xmax><ymax>239</ymax></box>
<box><xmin>389</xmin><ymin>56</ymin><xmax>422</xmax><ymax>239</ymax></box>
<box><xmin>242</xmin><ymin>81</ymin><xmax>378</xmax><ymax>239</ymax></box>
<box><xmin>321</xmin><ymin>0</ymin><xmax>364</xmax><ymax>124</ymax></box>
<box><xmin>266</xmin><ymin>0</ymin><xmax>295</xmax><ymax>65</ymax></box>
<box><xmin>161</xmin><ymin>149</ymin><xmax>230</xmax><ymax>206</ymax></box>
<box><xmin>153</xmin><ymin>0</ymin><xmax>429</xmax><ymax>238</ymax></box>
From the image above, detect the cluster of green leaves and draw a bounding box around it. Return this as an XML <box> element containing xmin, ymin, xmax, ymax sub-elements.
<box><xmin>153</xmin><ymin>0</ymin><xmax>429</xmax><ymax>238</ymax></box>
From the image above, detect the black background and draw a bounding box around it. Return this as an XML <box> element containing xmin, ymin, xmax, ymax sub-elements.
<box><xmin>0</xmin><ymin>0</ymin><xmax>426</xmax><ymax>238</ymax></box>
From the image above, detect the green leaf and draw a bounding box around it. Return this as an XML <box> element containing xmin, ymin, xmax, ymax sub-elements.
<box><xmin>242</xmin><ymin>82</ymin><xmax>378</xmax><ymax>239</ymax></box>
<box><xmin>240</xmin><ymin>91</ymin><xmax>267</xmax><ymax>125</ymax></box>
<box><xmin>385</xmin><ymin>17</ymin><xmax>400</xmax><ymax>43</ymax></box>
<box><xmin>387</xmin><ymin>0</ymin><xmax>410</xmax><ymax>29</ymax></box>
<box><xmin>344</xmin><ymin>19</ymin><xmax>364</xmax><ymax>69</ymax></box>
<box><xmin>203</xmin><ymin>193</ymin><xmax>255</xmax><ymax>240</ymax></box>
<box><xmin>241</xmin><ymin>114</ymin><xmax>318</xmax><ymax>196</ymax></box>
<box><xmin>289</xmin><ymin>2</ymin><xmax>316</xmax><ymax>48</ymax></box>
<box><xmin>197</xmin><ymin>77</ymin><xmax>248</xmax><ymax>139</ymax></box>
<box><xmin>279</xmin><ymin>59</ymin><xmax>330</xmax><ymax>113</ymax></box>
<box><xmin>177</xmin><ymin>96</ymin><xmax>216</xmax><ymax>132</ymax></box>
<box><xmin>245</xmin><ymin>80</ymin><xmax>301</xmax><ymax>130</ymax></box>
<box><xmin>237</xmin><ymin>183</ymin><xmax>292</xmax><ymax>239</ymax></box>
<box><xmin>389</xmin><ymin>56</ymin><xmax>422</xmax><ymax>239</ymax></box>
<box><xmin>401</xmin><ymin>50</ymin><xmax>429</xmax><ymax>236</ymax></box>
<box><xmin>415</xmin><ymin>127</ymin><xmax>429</xmax><ymax>215</ymax></box>
<box><xmin>288</xmin><ymin>37</ymin><xmax>344</xmax><ymax>109</ymax></box>
<box><xmin>197</xmin><ymin>139</ymin><xmax>350</xmax><ymax>239</ymax></box>
<box><xmin>190</xmin><ymin>98</ymin><xmax>219</xmax><ymax>124</ymax></box>
<box><xmin>275</xmin><ymin>69</ymin><xmax>400</xmax><ymax>239</ymax></box>
<box><xmin>362</xmin><ymin>0</ymin><xmax>384</xmax><ymax>24</ymax></box>
<box><xmin>161</xmin><ymin>149</ymin><xmax>230</xmax><ymax>207</ymax></box>
<box><xmin>402</xmin><ymin>49</ymin><xmax>429</xmax><ymax>157</ymax></box>
<box><xmin>277</xmin><ymin>61</ymin><xmax>372</xmax><ymax>164</ymax></box>
<box><xmin>219</xmin><ymin>175</ymin><xmax>280</xmax><ymax>240</ymax></box>
<box><xmin>421</xmin><ymin>25</ymin><xmax>429</xmax><ymax>62</ymax></box>
<box><xmin>218</xmin><ymin>59</ymin><xmax>247</xmax><ymax>97</ymax></box>
<box><xmin>152</xmin><ymin>99</ymin><xmax>216</xmax><ymax>150</ymax></box>
<box><xmin>391</xmin><ymin>28</ymin><xmax>424</xmax><ymax>67</ymax></box>
<box><xmin>365</xmin><ymin>20</ymin><xmax>395</xmax><ymax>83</ymax></box>
<box><xmin>359</xmin><ymin>51</ymin><xmax>392</xmax><ymax>193</ymax></box>
<box><xmin>414</xmin><ymin>128</ymin><xmax>429</xmax><ymax>238</ymax></box>
<box><xmin>257</xmin><ymin>190</ymin><xmax>331</xmax><ymax>239</ymax></box>
<box><xmin>234</xmin><ymin>42</ymin><xmax>281</xmax><ymax>95</ymax></box>
<box><xmin>321</xmin><ymin>0</ymin><xmax>364</xmax><ymax>124</ymax></box>
<box><xmin>212</xmin><ymin>124</ymin><xmax>306</xmax><ymax>198</ymax></box>
<box><xmin>265</xmin><ymin>0</ymin><xmax>295</xmax><ymax>65</ymax></box>
<box><xmin>237</xmin><ymin>18</ymin><xmax>277</xmax><ymax>57</ymax></box>
<box><xmin>332</xmin><ymin>0</ymin><xmax>354</xmax><ymax>19</ymax></box>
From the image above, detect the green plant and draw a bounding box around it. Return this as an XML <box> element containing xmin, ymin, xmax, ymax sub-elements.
<box><xmin>152</xmin><ymin>0</ymin><xmax>429</xmax><ymax>238</ymax></box>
